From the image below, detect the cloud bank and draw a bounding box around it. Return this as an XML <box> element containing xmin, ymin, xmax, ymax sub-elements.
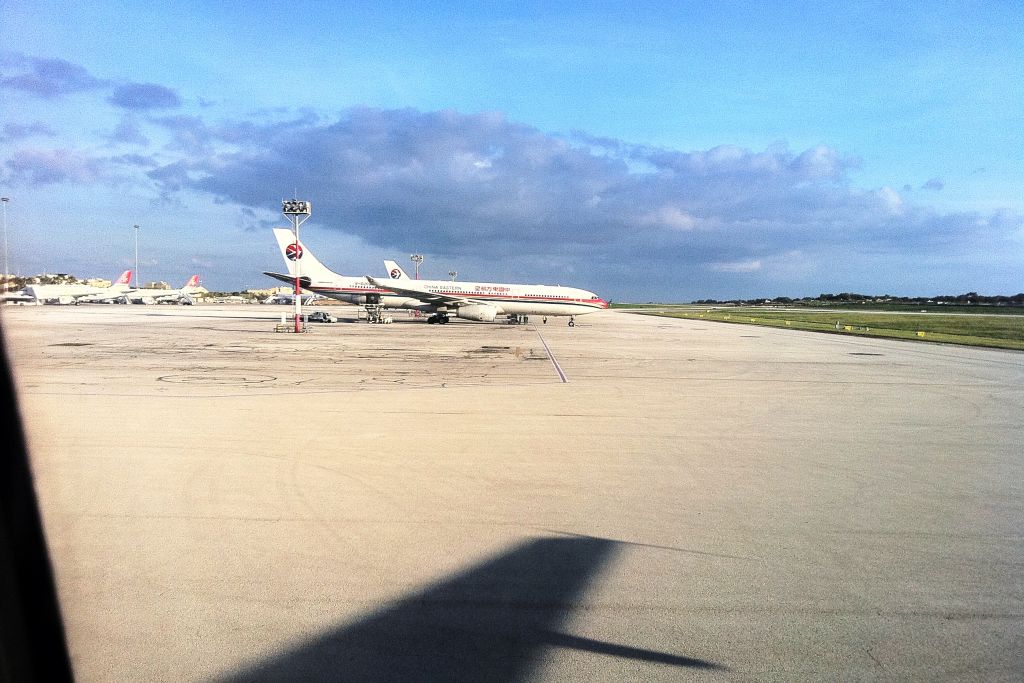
<box><xmin>0</xmin><ymin>53</ymin><xmax>108</xmax><ymax>98</ymax></box>
<box><xmin>1</xmin><ymin>54</ymin><xmax>1020</xmax><ymax>298</ymax></box>
<box><xmin>108</xmin><ymin>83</ymin><xmax>182</xmax><ymax>110</ymax></box>
<box><xmin>151</xmin><ymin>108</ymin><xmax>1018</xmax><ymax>279</ymax></box>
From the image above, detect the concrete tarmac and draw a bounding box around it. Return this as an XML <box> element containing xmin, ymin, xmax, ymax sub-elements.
<box><xmin>2</xmin><ymin>304</ymin><xmax>1022</xmax><ymax>681</ymax></box>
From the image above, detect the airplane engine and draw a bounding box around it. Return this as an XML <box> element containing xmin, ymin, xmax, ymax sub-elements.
<box><xmin>456</xmin><ymin>304</ymin><xmax>500</xmax><ymax>322</ymax></box>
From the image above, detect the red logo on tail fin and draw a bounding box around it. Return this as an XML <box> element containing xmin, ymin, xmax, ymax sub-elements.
<box><xmin>185</xmin><ymin>275</ymin><xmax>199</xmax><ymax>288</ymax></box>
<box><xmin>116</xmin><ymin>270</ymin><xmax>132</xmax><ymax>285</ymax></box>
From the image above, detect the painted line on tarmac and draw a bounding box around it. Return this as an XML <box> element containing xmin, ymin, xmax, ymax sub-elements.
<box><xmin>536</xmin><ymin>330</ymin><xmax>568</xmax><ymax>383</ymax></box>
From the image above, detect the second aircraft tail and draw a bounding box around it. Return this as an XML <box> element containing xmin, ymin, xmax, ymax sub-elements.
<box><xmin>384</xmin><ymin>260</ymin><xmax>411</xmax><ymax>280</ymax></box>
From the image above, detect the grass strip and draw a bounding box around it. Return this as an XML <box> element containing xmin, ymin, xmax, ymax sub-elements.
<box><xmin>632</xmin><ymin>308</ymin><xmax>1024</xmax><ymax>351</ymax></box>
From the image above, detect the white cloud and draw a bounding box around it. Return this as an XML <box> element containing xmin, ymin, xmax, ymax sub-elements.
<box><xmin>1</xmin><ymin>56</ymin><xmax>1020</xmax><ymax>299</ymax></box>
<box><xmin>874</xmin><ymin>186</ymin><xmax>904</xmax><ymax>215</ymax></box>
<box><xmin>640</xmin><ymin>205</ymin><xmax>697</xmax><ymax>231</ymax></box>
<box><xmin>5</xmin><ymin>148</ymin><xmax>104</xmax><ymax>185</ymax></box>
<box><xmin>708</xmin><ymin>259</ymin><xmax>762</xmax><ymax>273</ymax></box>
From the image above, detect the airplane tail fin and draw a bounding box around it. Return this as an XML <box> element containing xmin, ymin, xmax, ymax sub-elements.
<box><xmin>384</xmin><ymin>260</ymin><xmax>410</xmax><ymax>280</ymax></box>
<box><xmin>114</xmin><ymin>270</ymin><xmax>132</xmax><ymax>286</ymax></box>
<box><xmin>183</xmin><ymin>275</ymin><xmax>200</xmax><ymax>290</ymax></box>
<box><xmin>272</xmin><ymin>228</ymin><xmax>342</xmax><ymax>282</ymax></box>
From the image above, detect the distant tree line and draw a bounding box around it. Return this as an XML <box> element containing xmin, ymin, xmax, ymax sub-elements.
<box><xmin>693</xmin><ymin>292</ymin><xmax>1024</xmax><ymax>306</ymax></box>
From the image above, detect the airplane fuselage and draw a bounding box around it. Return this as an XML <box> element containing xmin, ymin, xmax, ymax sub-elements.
<box><xmin>265</xmin><ymin>274</ymin><xmax>412</xmax><ymax>308</ymax></box>
<box><xmin>392</xmin><ymin>280</ymin><xmax>606</xmax><ymax>317</ymax></box>
<box><xmin>26</xmin><ymin>283</ymin><xmax>131</xmax><ymax>304</ymax></box>
<box><xmin>272</xmin><ymin>274</ymin><xmax>605</xmax><ymax>318</ymax></box>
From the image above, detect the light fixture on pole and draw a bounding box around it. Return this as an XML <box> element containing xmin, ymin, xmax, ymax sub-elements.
<box><xmin>133</xmin><ymin>224</ymin><xmax>140</xmax><ymax>288</ymax></box>
<box><xmin>448</xmin><ymin>270</ymin><xmax>457</xmax><ymax>281</ymax></box>
<box><xmin>282</xmin><ymin>199</ymin><xmax>312</xmax><ymax>333</ymax></box>
<box><xmin>410</xmin><ymin>254</ymin><xmax>424</xmax><ymax>280</ymax></box>
<box><xmin>1</xmin><ymin>197</ymin><xmax>9</xmax><ymax>292</ymax></box>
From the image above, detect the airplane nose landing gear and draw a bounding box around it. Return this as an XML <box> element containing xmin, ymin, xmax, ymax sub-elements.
<box><xmin>568</xmin><ymin>315</ymin><xmax>576</xmax><ymax>327</ymax></box>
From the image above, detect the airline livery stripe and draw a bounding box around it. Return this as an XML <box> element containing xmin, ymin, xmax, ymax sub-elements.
<box><xmin>309</xmin><ymin>286</ymin><xmax>606</xmax><ymax>309</ymax></box>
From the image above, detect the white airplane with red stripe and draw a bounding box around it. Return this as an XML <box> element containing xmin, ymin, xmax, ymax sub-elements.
<box><xmin>23</xmin><ymin>270</ymin><xmax>133</xmax><ymax>304</ymax></box>
<box><xmin>262</xmin><ymin>229</ymin><xmax>606</xmax><ymax>325</ymax></box>
<box><xmin>370</xmin><ymin>261</ymin><xmax>607</xmax><ymax>326</ymax></box>
<box><xmin>124</xmin><ymin>275</ymin><xmax>202</xmax><ymax>304</ymax></box>
<box><xmin>265</xmin><ymin>229</ymin><xmax>607</xmax><ymax>325</ymax></box>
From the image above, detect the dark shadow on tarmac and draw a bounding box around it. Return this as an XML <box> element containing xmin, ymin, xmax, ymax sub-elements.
<box><xmin>220</xmin><ymin>536</ymin><xmax>721</xmax><ymax>682</ymax></box>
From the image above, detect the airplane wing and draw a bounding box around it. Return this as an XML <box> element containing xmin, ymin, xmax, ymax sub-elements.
<box><xmin>263</xmin><ymin>271</ymin><xmax>311</xmax><ymax>288</ymax></box>
<box><xmin>75</xmin><ymin>290</ymin><xmax>129</xmax><ymax>303</ymax></box>
<box><xmin>366</xmin><ymin>276</ymin><xmax>476</xmax><ymax>308</ymax></box>
<box><xmin>148</xmin><ymin>292</ymin><xmax>185</xmax><ymax>303</ymax></box>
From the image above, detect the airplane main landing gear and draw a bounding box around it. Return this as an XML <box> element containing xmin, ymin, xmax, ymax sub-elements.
<box><xmin>427</xmin><ymin>314</ymin><xmax>449</xmax><ymax>324</ymax></box>
<box><xmin>507</xmin><ymin>314</ymin><xmax>529</xmax><ymax>325</ymax></box>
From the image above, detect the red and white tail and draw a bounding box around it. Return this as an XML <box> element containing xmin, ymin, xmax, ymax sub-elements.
<box><xmin>383</xmin><ymin>260</ymin><xmax>410</xmax><ymax>280</ymax></box>
<box><xmin>115</xmin><ymin>270</ymin><xmax>132</xmax><ymax>286</ymax></box>
<box><xmin>183</xmin><ymin>275</ymin><xmax>200</xmax><ymax>289</ymax></box>
<box><xmin>272</xmin><ymin>228</ymin><xmax>341</xmax><ymax>281</ymax></box>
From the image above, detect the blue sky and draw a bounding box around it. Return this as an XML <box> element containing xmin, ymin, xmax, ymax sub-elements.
<box><xmin>2</xmin><ymin>0</ymin><xmax>1021</xmax><ymax>300</ymax></box>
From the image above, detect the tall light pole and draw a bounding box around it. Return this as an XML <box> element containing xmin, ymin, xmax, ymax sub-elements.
<box><xmin>410</xmin><ymin>254</ymin><xmax>423</xmax><ymax>280</ymax></box>
<box><xmin>282</xmin><ymin>199</ymin><xmax>312</xmax><ymax>333</ymax></box>
<box><xmin>448</xmin><ymin>270</ymin><xmax>457</xmax><ymax>281</ymax></box>
<box><xmin>133</xmin><ymin>224</ymin><xmax>139</xmax><ymax>288</ymax></box>
<box><xmin>1</xmin><ymin>197</ymin><xmax>9</xmax><ymax>292</ymax></box>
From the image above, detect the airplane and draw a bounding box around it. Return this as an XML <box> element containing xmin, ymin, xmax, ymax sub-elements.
<box><xmin>369</xmin><ymin>262</ymin><xmax>607</xmax><ymax>326</ymax></box>
<box><xmin>22</xmin><ymin>270</ymin><xmax>133</xmax><ymax>305</ymax></box>
<box><xmin>264</xmin><ymin>228</ymin><xmax>607</xmax><ymax>326</ymax></box>
<box><xmin>123</xmin><ymin>275</ymin><xmax>202</xmax><ymax>305</ymax></box>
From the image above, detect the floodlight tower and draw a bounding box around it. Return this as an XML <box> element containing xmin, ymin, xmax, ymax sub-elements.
<box><xmin>282</xmin><ymin>199</ymin><xmax>312</xmax><ymax>332</ymax></box>
<box><xmin>1</xmin><ymin>197</ymin><xmax>9</xmax><ymax>292</ymax></box>
<box><xmin>133</xmin><ymin>224</ymin><xmax>140</xmax><ymax>288</ymax></box>
<box><xmin>410</xmin><ymin>253</ymin><xmax>424</xmax><ymax>280</ymax></box>
<box><xmin>448</xmin><ymin>270</ymin><xmax>457</xmax><ymax>281</ymax></box>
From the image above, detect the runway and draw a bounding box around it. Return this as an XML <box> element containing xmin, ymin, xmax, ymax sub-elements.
<box><xmin>3</xmin><ymin>304</ymin><xmax>1022</xmax><ymax>681</ymax></box>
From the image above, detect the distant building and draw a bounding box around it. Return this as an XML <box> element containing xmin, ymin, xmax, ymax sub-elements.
<box><xmin>247</xmin><ymin>286</ymin><xmax>291</xmax><ymax>298</ymax></box>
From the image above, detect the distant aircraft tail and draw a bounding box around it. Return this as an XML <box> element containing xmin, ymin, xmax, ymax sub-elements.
<box><xmin>384</xmin><ymin>260</ymin><xmax>410</xmax><ymax>280</ymax></box>
<box><xmin>183</xmin><ymin>275</ymin><xmax>200</xmax><ymax>290</ymax></box>
<box><xmin>272</xmin><ymin>228</ymin><xmax>343</xmax><ymax>281</ymax></box>
<box><xmin>114</xmin><ymin>270</ymin><xmax>132</xmax><ymax>286</ymax></box>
